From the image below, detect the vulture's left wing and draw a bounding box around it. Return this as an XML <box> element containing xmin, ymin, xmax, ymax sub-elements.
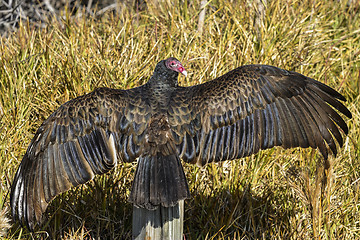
<box><xmin>168</xmin><ymin>65</ymin><xmax>352</xmax><ymax>166</ymax></box>
<box><xmin>10</xmin><ymin>87</ymin><xmax>150</xmax><ymax>230</ymax></box>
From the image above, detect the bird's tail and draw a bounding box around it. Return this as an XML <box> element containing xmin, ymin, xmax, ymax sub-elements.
<box><xmin>129</xmin><ymin>153</ymin><xmax>190</xmax><ymax>210</ymax></box>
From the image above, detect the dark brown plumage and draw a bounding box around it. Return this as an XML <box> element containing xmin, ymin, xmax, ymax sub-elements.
<box><xmin>10</xmin><ymin>57</ymin><xmax>352</xmax><ymax>230</ymax></box>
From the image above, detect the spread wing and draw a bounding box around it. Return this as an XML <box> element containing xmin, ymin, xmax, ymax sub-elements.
<box><xmin>10</xmin><ymin>87</ymin><xmax>151</xmax><ymax>230</ymax></box>
<box><xmin>168</xmin><ymin>65</ymin><xmax>352</xmax><ymax>166</ymax></box>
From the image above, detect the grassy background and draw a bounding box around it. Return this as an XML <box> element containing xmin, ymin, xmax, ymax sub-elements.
<box><xmin>0</xmin><ymin>0</ymin><xmax>359</xmax><ymax>239</ymax></box>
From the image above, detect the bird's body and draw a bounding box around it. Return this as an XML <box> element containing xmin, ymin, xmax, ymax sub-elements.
<box><xmin>10</xmin><ymin>57</ymin><xmax>352</xmax><ymax>230</ymax></box>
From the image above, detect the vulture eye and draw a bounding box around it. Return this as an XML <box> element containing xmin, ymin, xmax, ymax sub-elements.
<box><xmin>170</xmin><ymin>61</ymin><xmax>176</xmax><ymax>67</ymax></box>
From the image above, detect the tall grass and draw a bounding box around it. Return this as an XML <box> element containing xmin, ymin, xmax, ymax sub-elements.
<box><xmin>0</xmin><ymin>0</ymin><xmax>359</xmax><ymax>239</ymax></box>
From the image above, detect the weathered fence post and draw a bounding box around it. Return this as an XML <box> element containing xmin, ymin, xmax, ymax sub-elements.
<box><xmin>132</xmin><ymin>200</ymin><xmax>184</xmax><ymax>240</ymax></box>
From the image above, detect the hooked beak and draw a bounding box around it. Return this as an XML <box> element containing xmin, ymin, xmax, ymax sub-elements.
<box><xmin>181</xmin><ymin>70</ymin><xmax>188</xmax><ymax>77</ymax></box>
<box><xmin>177</xmin><ymin>65</ymin><xmax>187</xmax><ymax>77</ymax></box>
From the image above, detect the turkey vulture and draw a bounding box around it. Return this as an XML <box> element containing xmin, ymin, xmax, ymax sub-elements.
<box><xmin>10</xmin><ymin>57</ymin><xmax>352</xmax><ymax>230</ymax></box>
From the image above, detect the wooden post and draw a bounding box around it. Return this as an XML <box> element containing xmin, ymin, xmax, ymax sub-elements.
<box><xmin>132</xmin><ymin>200</ymin><xmax>184</xmax><ymax>240</ymax></box>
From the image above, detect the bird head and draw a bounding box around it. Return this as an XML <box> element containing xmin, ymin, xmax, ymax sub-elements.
<box><xmin>164</xmin><ymin>57</ymin><xmax>187</xmax><ymax>77</ymax></box>
<box><xmin>150</xmin><ymin>58</ymin><xmax>187</xmax><ymax>87</ymax></box>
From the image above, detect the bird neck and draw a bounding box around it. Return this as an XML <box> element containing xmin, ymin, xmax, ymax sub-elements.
<box><xmin>147</xmin><ymin>74</ymin><xmax>178</xmax><ymax>91</ymax></box>
<box><xmin>145</xmin><ymin>77</ymin><xmax>177</xmax><ymax>110</ymax></box>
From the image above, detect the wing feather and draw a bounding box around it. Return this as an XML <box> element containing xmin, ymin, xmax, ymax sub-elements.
<box><xmin>170</xmin><ymin>65</ymin><xmax>351</xmax><ymax>166</ymax></box>
<box><xmin>10</xmin><ymin>87</ymin><xmax>149</xmax><ymax>230</ymax></box>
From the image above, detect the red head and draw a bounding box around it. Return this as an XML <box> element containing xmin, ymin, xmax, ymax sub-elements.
<box><xmin>165</xmin><ymin>57</ymin><xmax>187</xmax><ymax>77</ymax></box>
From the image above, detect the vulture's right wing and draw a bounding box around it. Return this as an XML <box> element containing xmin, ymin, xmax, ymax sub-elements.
<box><xmin>168</xmin><ymin>65</ymin><xmax>352</xmax><ymax>166</ymax></box>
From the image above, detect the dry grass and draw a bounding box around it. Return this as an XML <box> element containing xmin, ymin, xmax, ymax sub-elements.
<box><xmin>0</xmin><ymin>0</ymin><xmax>359</xmax><ymax>239</ymax></box>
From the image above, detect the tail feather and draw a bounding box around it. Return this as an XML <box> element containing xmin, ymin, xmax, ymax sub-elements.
<box><xmin>129</xmin><ymin>154</ymin><xmax>190</xmax><ymax>210</ymax></box>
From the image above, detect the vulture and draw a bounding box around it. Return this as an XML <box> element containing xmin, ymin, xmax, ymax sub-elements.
<box><xmin>10</xmin><ymin>57</ymin><xmax>352</xmax><ymax>230</ymax></box>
